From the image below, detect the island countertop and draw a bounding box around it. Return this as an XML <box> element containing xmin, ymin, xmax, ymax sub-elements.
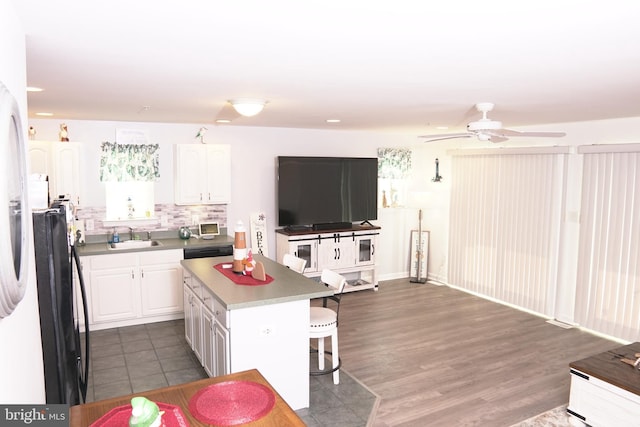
<box><xmin>181</xmin><ymin>254</ymin><xmax>332</xmax><ymax>310</ymax></box>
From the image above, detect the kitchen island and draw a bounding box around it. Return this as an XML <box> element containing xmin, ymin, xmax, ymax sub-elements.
<box><xmin>181</xmin><ymin>254</ymin><xmax>332</xmax><ymax>410</ymax></box>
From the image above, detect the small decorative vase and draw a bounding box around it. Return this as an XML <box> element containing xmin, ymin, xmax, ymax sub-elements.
<box><xmin>178</xmin><ymin>226</ymin><xmax>191</xmax><ymax>240</ymax></box>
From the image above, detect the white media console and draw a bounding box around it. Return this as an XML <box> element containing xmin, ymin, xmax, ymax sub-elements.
<box><xmin>275</xmin><ymin>225</ymin><xmax>380</xmax><ymax>293</ymax></box>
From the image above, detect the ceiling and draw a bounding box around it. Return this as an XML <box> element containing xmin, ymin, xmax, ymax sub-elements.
<box><xmin>12</xmin><ymin>0</ymin><xmax>640</xmax><ymax>135</ymax></box>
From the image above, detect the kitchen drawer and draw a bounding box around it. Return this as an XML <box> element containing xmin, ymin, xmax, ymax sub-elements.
<box><xmin>201</xmin><ymin>288</ymin><xmax>229</xmax><ymax>328</ymax></box>
<box><xmin>213</xmin><ymin>301</ymin><xmax>229</xmax><ymax>329</ymax></box>
<box><xmin>189</xmin><ymin>277</ymin><xmax>206</xmax><ymax>300</ymax></box>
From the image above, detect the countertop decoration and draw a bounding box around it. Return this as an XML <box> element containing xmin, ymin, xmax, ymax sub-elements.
<box><xmin>214</xmin><ymin>262</ymin><xmax>273</xmax><ymax>286</ymax></box>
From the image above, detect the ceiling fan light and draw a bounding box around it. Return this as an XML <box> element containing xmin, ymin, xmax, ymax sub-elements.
<box><xmin>229</xmin><ymin>99</ymin><xmax>267</xmax><ymax>117</ymax></box>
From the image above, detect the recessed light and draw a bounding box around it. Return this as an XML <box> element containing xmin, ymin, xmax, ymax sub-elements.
<box><xmin>436</xmin><ymin>126</ymin><xmax>449</xmax><ymax>130</ymax></box>
<box><xmin>326</xmin><ymin>119</ymin><xmax>341</xmax><ymax>123</ymax></box>
<box><xmin>27</xmin><ymin>86</ymin><xmax>44</xmax><ymax>92</ymax></box>
<box><xmin>216</xmin><ymin>119</ymin><xmax>231</xmax><ymax>124</ymax></box>
<box><xmin>35</xmin><ymin>112</ymin><xmax>53</xmax><ymax>116</ymax></box>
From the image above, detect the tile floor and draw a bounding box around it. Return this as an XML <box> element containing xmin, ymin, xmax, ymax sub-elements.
<box><xmin>84</xmin><ymin>319</ymin><xmax>377</xmax><ymax>426</ymax></box>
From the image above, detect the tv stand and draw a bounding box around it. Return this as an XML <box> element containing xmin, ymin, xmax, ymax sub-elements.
<box><xmin>312</xmin><ymin>222</ymin><xmax>352</xmax><ymax>231</ymax></box>
<box><xmin>276</xmin><ymin>226</ymin><xmax>381</xmax><ymax>293</ymax></box>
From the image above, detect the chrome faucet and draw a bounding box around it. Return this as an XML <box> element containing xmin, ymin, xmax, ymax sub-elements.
<box><xmin>128</xmin><ymin>226</ymin><xmax>135</xmax><ymax>241</ymax></box>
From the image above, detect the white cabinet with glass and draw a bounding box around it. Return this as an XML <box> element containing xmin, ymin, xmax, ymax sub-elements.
<box><xmin>276</xmin><ymin>226</ymin><xmax>380</xmax><ymax>293</ymax></box>
<box><xmin>174</xmin><ymin>144</ymin><xmax>231</xmax><ymax>205</ymax></box>
<box><xmin>83</xmin><ymin>249</ymin><xmax>184</xmax><ymax>330</ymax></box>
<box><xmin>28</xmin><ymin>140</ymin><xmax>83</xmax><ymax>205</ymax></box>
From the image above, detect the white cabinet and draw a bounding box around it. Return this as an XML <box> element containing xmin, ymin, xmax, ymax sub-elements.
<box><xmin>88</xmin><ymin>253</ymin><xmax>138</xmax><ymax>324</ymax></box>
<box><xmin>28</xmin><ymin>140</ymin><xmax>83</xmax><ymax>205</ymax></box>
<box><xmin>139</xmin><ymin>251</ymin><xmax>183</xmax><ymax>316</ymax></box>
<box><xmin>279</xmin><ymin>236</ymin><xmax>319</xmax><ymax>273</ymax></box>
<box><xmin>317</xmin><ymin>232</ymin><xmax>355</xmax><ymax>270</ymax></box>
<box><xmin>174</xmin><ymin>144</ymin><xmax>231</xmax><ymax>205</ymax></box>
<box><xmin>276</xmin><ymin>226</ymin><xmax>380</xmax><ymax>293</ymax></box>
<box><xmin>184</xmin><ymin>272</ymin><xmax>230</xmax><ymax>377</ymax></box>
<box><xmin>84</xmin><ymin>249</ymin><xmax>184</xmax><ymax>330</ymax></box>
<box><xmin>569</xmin><ymin>368</ymin><xmax>640</xmax><ymax>426</ymax></box>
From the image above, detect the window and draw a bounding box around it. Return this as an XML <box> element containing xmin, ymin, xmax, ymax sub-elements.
<box><xmin>100</xmin><ymin>142</ymin><xmax>159</xmax><ymax>220</ymax></box>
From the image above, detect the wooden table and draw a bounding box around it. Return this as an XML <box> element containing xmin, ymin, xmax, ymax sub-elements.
<box><xmin>568</xmin><ymin>342</ymin><xmax>640</xmax><ymax>426</ymax></box>
<box><xmin>70</xmin><ymin>369</ymin><xmax>305</xmax><ymax>426</ymax></box>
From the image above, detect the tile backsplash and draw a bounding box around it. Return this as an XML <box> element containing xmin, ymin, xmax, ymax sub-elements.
<box><xmin>77</xmin><ymin>203</ymin><xmax>227</xmax><ymax>236</ymax></box>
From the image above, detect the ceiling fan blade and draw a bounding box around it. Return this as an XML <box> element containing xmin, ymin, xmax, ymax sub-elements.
<box><xmin>499</xmin><ymin>128</ymin><xmax>566</xmax><ymax>138</ymax></box>
<box><xmin>418</xmin><ymin>133</ymin><xmax>472</xmax><ymax>142</ymax></box>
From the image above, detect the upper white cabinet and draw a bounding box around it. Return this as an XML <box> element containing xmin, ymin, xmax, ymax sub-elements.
<box><xmin>174</xmin><ymin>144</ymin><xmax>231</xmax><ymax>205</ymax></box>
<box><xmin>28</xmin><ymin>140</ymin><xmax>83</xmax><ymax>206</ymax></box>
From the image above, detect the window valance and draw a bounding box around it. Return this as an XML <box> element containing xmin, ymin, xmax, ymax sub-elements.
<box><xmin>99</xmin><ymin>142</ymin><xmax>160</xmax><ymax>182</ymax></box>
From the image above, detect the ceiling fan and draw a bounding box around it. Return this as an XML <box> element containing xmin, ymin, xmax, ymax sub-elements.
<box><xmin>419</xmin><ymin>102</ymin><xmax>566</xmax><ymax>143</ymax></box>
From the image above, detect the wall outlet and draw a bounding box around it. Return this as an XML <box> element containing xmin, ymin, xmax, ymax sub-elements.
<box><xmin>192</xmin><ymin>215</ymin><xmax>199</xmax><ymax>225</ymax></box>
<box><xmin>85</xmin><ymin>219</ymin><xmax>94</xmax><ymax>231</ymax></box>
<box><xmin>161</xmin><ymin>215</ymin><xmax>169</xmax><ymax>227</ymax></box>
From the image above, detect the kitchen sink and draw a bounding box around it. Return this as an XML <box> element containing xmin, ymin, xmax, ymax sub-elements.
<box><xmin>107</xmin><ymin>240</ymin><xmax>162</xmax><ymax>250</ymax></box>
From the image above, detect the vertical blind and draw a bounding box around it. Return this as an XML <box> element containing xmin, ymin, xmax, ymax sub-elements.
<box><xmin>575</xmin><ymin>148</ymin><xmax>640</xmax><ymax>341</ymax></box>
<box><xmin>448</xmin><ymin>150</ymin><xmax>565</xmax><ymax>315</ymax></box>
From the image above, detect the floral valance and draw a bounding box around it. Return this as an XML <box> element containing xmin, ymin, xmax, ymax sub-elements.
<box><xmin>377</xmin><ymin>147</ymin><xmax>412</xmax><ymax>179</ymax></box>
<box><xmin>99</xmin><ymin>142</ymin><xmax>160</xmax><ymax>182</ymax></box>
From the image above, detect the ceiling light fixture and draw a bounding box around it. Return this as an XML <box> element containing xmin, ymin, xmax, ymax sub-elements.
<box><xmin>35</xmin><ymin>112</ymin><xmax>53</xmax><ymax>116</ymax></box>
<box><xmin>26</xmin><ymin>86</ymin><xmax>44</xmax><ymax>92</ymax></box>
<box><xmin>229</xmin><ymin>99</ymin><xmax>267</xmax><ymax>117</ymax></box>
<box><xmin>326</xmin><ymin>119</ymin><xmax>341</xmax><ymax>123</ymax></box>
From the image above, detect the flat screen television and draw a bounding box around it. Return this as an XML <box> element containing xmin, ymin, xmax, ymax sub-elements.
<box><xmin>277</xmin><ymin>156</ymin><xmax>378</xmax><ymax>229</ymax></box>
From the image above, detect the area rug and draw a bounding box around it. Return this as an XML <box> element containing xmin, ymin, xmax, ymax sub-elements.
<box><xmin>510</xmin><ymin>404</ymin><xmax>576</xmax><ymax>426</ymax></box>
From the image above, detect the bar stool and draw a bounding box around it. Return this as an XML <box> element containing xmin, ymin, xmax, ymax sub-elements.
<box><xmin>310</xmin><ymin>269</ymin><xmax>346</xmax><ymax>384</ymax></box>
<box><xmin>282</xmin><ymin>253</ymin><xmax>307</xmax><ymax>274</ymax></box>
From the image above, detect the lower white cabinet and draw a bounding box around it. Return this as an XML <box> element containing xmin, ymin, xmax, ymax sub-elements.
<box><xmin>83</xmin><ymin>249</ymin><xmax>184</xmax><ymax>330</ymax></box>
<box><xmin>276</xmin><ymin>226</ymin><xmax>381</xmax><ymax>292</ymax></box>
<box><xmin>183</xmin><ymin>273</ymin><xmax>230</xmax><ymax>377</ymax></box>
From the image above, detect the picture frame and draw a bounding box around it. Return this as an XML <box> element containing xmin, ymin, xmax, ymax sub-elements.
<box><xmin>410</xmin><ymin>230</ymin><xmax>429</xmax><ymax>282</ymax></box>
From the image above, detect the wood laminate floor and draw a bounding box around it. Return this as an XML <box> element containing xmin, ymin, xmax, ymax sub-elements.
<box><xmin>335</xmin><ymin>279</ymin><xmax>618</xmax><ymax>427</ymax></box>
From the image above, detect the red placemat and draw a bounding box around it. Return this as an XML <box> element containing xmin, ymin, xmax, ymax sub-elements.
<box><xmin>188</xmin><ymin>380</ymin><xmax>276</xmax><ymax>426</ymax></box>
<box><xmin>214</xmin><ymin>263</ymin><xmax>274</xmax><ymax>286</ymax></box>
<box><xmin>90</xmin><ymin>402</ymin><xmax>188</xmax><ymax>427</ymax></box>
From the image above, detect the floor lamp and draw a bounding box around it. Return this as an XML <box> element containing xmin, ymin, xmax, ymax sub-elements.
<box><xmin>410</xmin><ymin>208</ymin><xmax>427</xmax><ymax>283</ymax></box>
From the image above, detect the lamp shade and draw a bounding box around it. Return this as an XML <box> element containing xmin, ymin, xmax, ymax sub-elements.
<box><xmin>229</xmin><ymin>99</ymin><xmax>266</xmax><ymax>117</ymax></box>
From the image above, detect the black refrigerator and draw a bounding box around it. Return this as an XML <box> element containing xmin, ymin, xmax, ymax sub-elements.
<box><xmin>32</xmin><ymin>205</ymin><xmax>89</xmax><ymax>405</ymax></box>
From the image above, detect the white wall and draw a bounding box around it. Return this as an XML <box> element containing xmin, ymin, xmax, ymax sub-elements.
<box><xmin>28</xmin><ymin>119</ymin><xmax>425</xmax><ymax>277</ymax></box>
<box><xmin>0</xmin><ymin>0</ymin><xmax>46</xmax><ymax>403</ymax></box>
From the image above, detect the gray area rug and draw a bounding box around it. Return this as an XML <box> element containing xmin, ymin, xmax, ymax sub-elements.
<box><xmin>510</xmin><ymin>404</ymin><xmax>576</xmax><ymax>427</ymax></box>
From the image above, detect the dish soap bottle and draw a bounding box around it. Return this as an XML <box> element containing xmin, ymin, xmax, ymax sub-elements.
<box><xmin>113</xmin><ymin>228</ymin><xmax>120</xmax><ymax>243</ymax></box>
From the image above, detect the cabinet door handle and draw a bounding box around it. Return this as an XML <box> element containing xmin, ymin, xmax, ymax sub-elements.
<box><xmin>131</xmin><ymin>270</ymin><xmax>135</xmax><ymax>279</ymax></box>
<box><xmin>337</xmin><ymin>248</ymin><xmax>340</xmax><ymax>259</ymax></box>
<box><xmin>372</xmin><ymin>244</ymin><xmax>375</xmax><ymax>255</ymax></box>
<box><xmin>141</xmin><ymin>269</ymin><xmax>144</xmax><ymax>279</ymax></box>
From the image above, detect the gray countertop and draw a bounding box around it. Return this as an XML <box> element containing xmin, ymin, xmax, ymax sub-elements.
<box><xmin>75</xmin><ymin>235</ymin><xmax>235</xmax><ymax>256</ymax></box>
<box><xmin>181</xmin><ymin>254</ymin><xmax>333</xmax><ymax>310</ymax></box>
